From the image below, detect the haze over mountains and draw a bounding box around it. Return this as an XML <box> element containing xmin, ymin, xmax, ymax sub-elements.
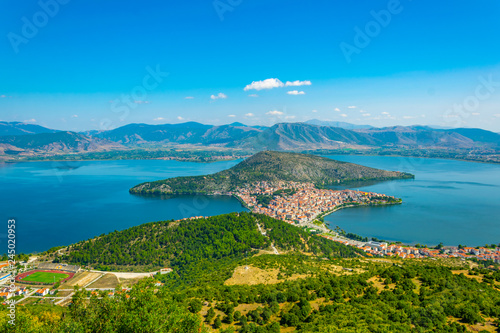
<box><xmin>0</xmin><ymin>121</ymin><xmax>59</xmax><ymax>136</ymax></box>
<box><xmin>1</xmin><ymin>120</ymin><xmax>500</xmax><ymax>155</ymax></box>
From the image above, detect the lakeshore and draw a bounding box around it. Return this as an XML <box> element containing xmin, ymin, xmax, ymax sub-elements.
<box><xmin>1</xmin><ymin>156</ymin><xmax>499</xmax><ymax>254</ymax></box>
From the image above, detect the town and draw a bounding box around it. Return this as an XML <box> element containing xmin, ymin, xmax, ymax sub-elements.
<box><xmin>227</xmin><ymin>181</ymin><xmax>500</xmax><ymax>265</ymax></box>
<box><xmin>232</xmin><ymin>181</ymin><xmax>399</xmax><ymax>225</ymax></box>
<box><xmin>321</xmin><ymin>235</ymin><xmax>500</xmax><ymax>264</ymax></box>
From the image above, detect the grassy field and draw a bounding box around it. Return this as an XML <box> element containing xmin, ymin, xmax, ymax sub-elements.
<box><xmin>22</xmin><ymin>272</ymin><xmax>69</xmax><ymax>284</ymax></box>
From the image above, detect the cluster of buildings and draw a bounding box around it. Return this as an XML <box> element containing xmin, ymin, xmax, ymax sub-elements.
<box><xmin>235</xmin><ymin>181</ymin><xmax>396</xmax><ymax>224</ymax></box>
<box><xmin>445</xmin><ymin>246</ymin><xmax>500</xmax><ymax>263</ymax></box>
<box><xmin>0</xmin><ymin>286</ymin><xmax>30</xmax><ymax>300</ymax></box>
<box><xmin>321</xmin><ymin>235</ymin><xmax>500</xmax><ymax>263</ymax></box>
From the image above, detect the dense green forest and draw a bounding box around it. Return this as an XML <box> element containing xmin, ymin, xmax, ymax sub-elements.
<box><xmin>129</xmin><ymin>151</ymin><xmax>414</xmax><ymax>195</ymax></box>
<box><xmin>59</xmin><ymin>212</ymin><xmax>363</xmax><ymax>285</ymax></box>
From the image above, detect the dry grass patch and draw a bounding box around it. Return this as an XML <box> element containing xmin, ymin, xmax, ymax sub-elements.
<box><xmin>55</xmin><ymin>290</ymin><xmax>73</xmax><ymax>297</ymax></box>
<box><xmin>87</xmin><ymin>273</ymin><xmax>119</xmax><ymax>289</ymax></box>
<box><xmin>368</xmin><ymin>276</ymin><xmax>395</xmax><ymax>292</ymax></box>
<box><xmin>451</xmin><ymin>270</ymin><xmax>484</xmax><ymax>283</ymax></box>
<box><xmin>225</xmin><ymin>265</ymin><xmax>307</xmax><ymax>286</ymax></box>
<box><xmin>59</xmin><ymin>271</ymin><xmax>101</xmax><ymax>288</ymax></box>
<box><xmin>119</xmin><ymin>277</ymin><xmax>144</xmax><ymax>288</ymax></box>
<box><xmin>18</xmin><ymin>297</ymin><xmax>37</xmax><ymax>306</ymax></box>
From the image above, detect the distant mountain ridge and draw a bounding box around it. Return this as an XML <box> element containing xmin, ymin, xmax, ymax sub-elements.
<box><xmin>1</xmin><ymin>121</ymin><xmax>500</xmax><ymax>158</ymax></box>
<box><xmin>96</xmin><ymin>121</ymin><xmax>500</xmax><ymax>150</ymax></box>
<box><xmin>97</xmin><ymin>122</ymin><xmax>261</xmax><ymax>145</ymax></box>
<box><xmin>305</xmin><ymin>119</ymin><xmax>374</xmax><ymax>129</ymax></box>
<box><xmin>0</xmin><ymin>131</ymin><xmax>122</xmax><ymax>155</ymax></box>
<box><xmin>0</xmin><ymin>121</ymin><xmax>59</xmax><ymax>136</ymax></box>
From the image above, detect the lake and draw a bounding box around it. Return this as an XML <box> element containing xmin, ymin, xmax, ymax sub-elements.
<box><xmin>324</xmin><ymin>155</ymin><xmax>500</xmax><ymax>247</ymax></box>
<box><xmin>0</xmin><ymin>156</ymin><xmax>499</xmax><ymax>253</ymax></box>
<box><xmin>0</xmin><ymin>159</ymin><xmax>246</xmax><ymax>254</ymax></box>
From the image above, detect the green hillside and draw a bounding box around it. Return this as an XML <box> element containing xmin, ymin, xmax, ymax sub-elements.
<box><xmin>130</xmin><ymin>151</ymin><xmax>414</xmax><ymax>195</ymax></box>
<box><xmin>5</xmin><ymin>213</ymin><xmax>500</xmax><ymax>332</ymax></box>
<box><xmin>59</xmin><ymin>212</ymin><xmax>363</xmax><ymax>285</ymax></box>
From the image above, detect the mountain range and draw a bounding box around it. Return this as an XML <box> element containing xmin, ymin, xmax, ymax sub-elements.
<box><xmin>0</xmin><ymin>121</ymin><xmax>59</xmax><ymax>136</ymax></box>
<box><xmin>1</xmin><ymin>120</ymin><xmax>500</xmax><ymax>156</ymax></box>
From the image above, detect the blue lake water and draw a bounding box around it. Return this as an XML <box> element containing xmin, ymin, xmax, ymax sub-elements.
<box><xmin>0</xmin><ymin>159</ymin><xmax>246</xmax><ymax>254</ymax></box>
<box><xmin>0</xmin><ymin>156</ymin><xmax>499</xmax><ymax>253</ymax></box>
<box><xmin>324</xmin><ymin>155</ymin><xmax>500</xmax><ymax>247</ymax></box>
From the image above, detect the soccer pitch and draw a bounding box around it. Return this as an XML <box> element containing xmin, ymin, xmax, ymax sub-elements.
<box><xmin>22</xmin><ymin>271</ymin><xmax>69</xmax><ymax>284</ymax></box>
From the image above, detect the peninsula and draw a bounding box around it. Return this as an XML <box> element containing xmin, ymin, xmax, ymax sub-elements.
<box><xmin>130</xmin><ymin>151</ymin><xmax>413</xmax><ymax>225</ymax></box>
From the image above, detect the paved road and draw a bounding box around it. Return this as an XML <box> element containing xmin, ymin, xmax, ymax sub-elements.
<box><xmin>89</xmin><ymin>270</ymin><xmax>158</xmax><ymax>279</ymax></box>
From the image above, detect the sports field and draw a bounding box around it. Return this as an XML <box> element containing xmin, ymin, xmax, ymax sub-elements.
<box><xmin>20</xmin><ymin>271</ymin><xmax>69</xmax><ymax>284</ymax></box>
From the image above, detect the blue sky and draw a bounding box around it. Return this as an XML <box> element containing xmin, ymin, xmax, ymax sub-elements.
<box><xmin>1</xmin><ymin>0</ymin><xmax>500</xmax><ymax>131</ymax></box>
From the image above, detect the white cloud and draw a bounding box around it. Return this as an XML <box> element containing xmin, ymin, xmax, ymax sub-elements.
<box><xmin>24</xmin><ymin>119</ymin><xmax>36</xmax><ymax>123</ymax></box>
<box><xmin>362</xmin><ymin>113</ymin><xmax>371</xmax><ymax>117</ymax></box>
<box><xmin>471</xmin><ymin>112</ymin><xmax>480</xmax><ymax>116</ymax></box>
<box><xmin>348</xmin><ymin>106</ymin><xmax>356</xmax><ymax>109</ymax></box>
<box><xmin>245</xmin><ymin>113</ymin><xmax>255</xmax><ymax>117</ymax></box>
<box><xmin>134</xmin><ymin>100</ymin><xmax>150</xmax><ymax>104</ymax></box>
<box><xmin>211</xmin><ymin>93</ymin><xmax>227</xmax><ymax>100</ymax></box>
<box><xmin>228</xmin><ymin>114</ymin><xmax>236</xmax><ymax>117</ymax></box>
<box><xmin>340</xmin><ymin>114</ymin><xmax>348</xmax><ymax>117</ymax></box>
<box><xmin>185</xmin><ymin>96</ymin><xmax>194</xmax><ymax>99</ymax></box>
<box><xmin>334</xmin><ymin>108</ymin><xmax>341</xmax><ymax>112</ymax></box>
<box><xmin>248</xmin><ymin>94</ymin><xmax>259</xmax><ymax>98</ymax></box>
<box><xmin>494</xmin><ymin>114</ymin><xmax>500</xmax><ymax>118</ymax></box>
<box><xmin>403</xmin><ymin>116</ymin><xmax>417</xmax><ymax>119</ymax></box>
<box><xmin>244</xmin><ymin>78</ymin><xmax>284</xmax><ymax>91</ymax></box>
<box><xmin>359</xmin><ymin>110</ymin><xmax>366</xmax><ymax>113</ymax></box>
<box><xmin>312</xmin><ymin>110</ymin><xmax>318</xmax><ymax>113</ymax></box>
<box><xmin>177</xmin><ymin>116</ymin><xmax>184</xmax><ymax>121</ymax></box>
<box><xmin>287</xmin><ymin>90</ymin><xmax>305</xmax><ymax>95</ymax></box>
<box><xmin>381</xmin><ymin>112</ymin><xmax>390</xmax><ymax>115</ymax></box>
<box><xmin>0</xmin><ymin>95</ymin><xmax>6</xmax><ymax>98</ymax></box>
<box><xmin>285</xmin><ymin>80</ymin><xmax>312</xmax><ymax>87</ymax></box>
<box><xmin>266</xmin><ymin>110</ymin><xmax>284</xmax><ymax>116</ymax></box>
<box><xmin>153</xmin><ymin>117</ymin><xmax>165</xmax><ymax>121</ymax></box>
<box><xmin>244</xmin><ymin>78</ymin><xmax>312</xmax><ymax>91</ymax></box>
<box><xmin>72</xmin><ymin>115</ymin><xmax>78</xmax><ymax>118</ymax></box>
<box><xmin>285</xmin><ymin>115</ymin><xmax>296</xmax><ymax>120</ymax></box>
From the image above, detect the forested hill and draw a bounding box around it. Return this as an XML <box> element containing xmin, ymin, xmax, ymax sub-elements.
<box><xmin>59</xmin><ymin>212</ymin><xmax>364</xmax><ymax>284</ymax></box>
<box><xmin>130</xmin><ymin>151</ymin><xmax>414</xmax><ymax>195</ymax></box>
<box><xmin>18</xmin><ymin>213</ymin><xmax>500</xmax><ymax>332</ymax></box>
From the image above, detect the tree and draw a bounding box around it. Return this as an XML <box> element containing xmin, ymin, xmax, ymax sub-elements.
<box><xmin>206</xmin><ymin>307</ymin><xmax>215</xmax><ymax>323</ymax></box>
<box><xmin>188</xmin><ymin>298</ymin><xmax>202</xmax><ymax>313</ymax></box>
<box><xmin>214</xmin><ymin>315</ymin><xmax>222</xmax><ymax>329</ymax></box>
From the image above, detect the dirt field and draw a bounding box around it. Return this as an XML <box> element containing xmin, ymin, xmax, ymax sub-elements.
<box><xmin>119</xmin><ymin>277</ymin><xmax>144</xmax><ymax>288</ymax></box>
<box><xmin>59</xmin><ymin>271</ymin><xmax>102</xmax><ymax>288</ymax></box>
<box><xmin>87</xmin><ymin>273</ymin><xmax>119</xmax><ymax>289</ymax></box>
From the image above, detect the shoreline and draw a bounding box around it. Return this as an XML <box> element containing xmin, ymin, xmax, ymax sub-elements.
<box><xmin>2</xmin><ymin>151</ymin><xmax>500</xmax><ymax>165</ymax></box>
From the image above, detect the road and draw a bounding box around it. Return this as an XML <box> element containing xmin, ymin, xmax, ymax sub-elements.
<box><xmin>89</xmin><ymin>270</ymin><xmax>158</xmax><ymax>279</ymax></box>
<box><xmin>257</xmin><ymin>222</ymin><xmax>279</xmax><ymax>255</ymax></box>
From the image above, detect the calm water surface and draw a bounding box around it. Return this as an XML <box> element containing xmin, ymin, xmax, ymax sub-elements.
<box><xmin>1</xmin><ymin>156</ymin><xmax>499</xmax><ymax>253</ymax></box>
<box><xmin>324</xmin><ymin>156</ymin><xmax>500</xmax><ymax>247</ymax></box>
<box><xmin>0</xmin><ymin>159</ymin><xmax>246</xmax><ymax>253</ymax></box>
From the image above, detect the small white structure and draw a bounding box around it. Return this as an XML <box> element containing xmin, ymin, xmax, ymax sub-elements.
<box><xmin>159</xmin><ymin>268</ymin><xmax>173</xmax><ymax>275</ymax></box>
